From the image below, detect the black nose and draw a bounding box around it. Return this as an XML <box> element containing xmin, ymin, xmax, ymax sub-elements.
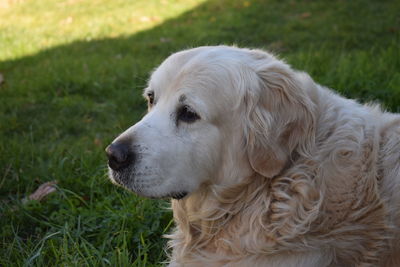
<box><xmin>105</xmin><ymin>142</ymin><xmax>133</xmax><ymax>171</ymax></box>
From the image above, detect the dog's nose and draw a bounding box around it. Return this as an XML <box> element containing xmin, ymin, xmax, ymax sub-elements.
<box><xmin>105</xmin><ymin>142</ymin><xmax>133</xmax><ymax>171</ymax></box>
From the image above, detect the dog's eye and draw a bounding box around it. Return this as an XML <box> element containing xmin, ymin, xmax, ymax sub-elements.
<box><xmin>147</xmin><ymin>91</ymin><xmax>155</xmax><ymax>105</ymax></box>
<box><xmin>177</xmin><ymin>105</ymin><xmax>200</xmax><ymax>123</ymax></box>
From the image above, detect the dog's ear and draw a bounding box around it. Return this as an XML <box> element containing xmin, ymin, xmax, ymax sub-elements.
<box><xmin>244</xmin><ymin>51</ymin><xmax>315</xmax><ymax>178</ymax></box>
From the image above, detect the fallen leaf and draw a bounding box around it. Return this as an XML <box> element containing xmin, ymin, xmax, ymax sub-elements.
<box><xmin>0</xmin><ymin>73</ymin><xmax>4</xmax><ymax>86</ymax></box>
<box><xmin>24</xmin><ymin>181</ymin><xmax>58</xmax><ymax>203</ymax></box>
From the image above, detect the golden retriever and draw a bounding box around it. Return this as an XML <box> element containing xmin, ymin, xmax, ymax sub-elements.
<box><xmin>106</xmin><ymin>46</ymin><xmax>400</xmax><ymax>266</ymax></box>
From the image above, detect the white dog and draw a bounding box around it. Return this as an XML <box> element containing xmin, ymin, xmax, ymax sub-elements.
<box><xmin>106</xmin><ymin>46</ymin><xmax>400</xmax><ymax>266</ymax></box>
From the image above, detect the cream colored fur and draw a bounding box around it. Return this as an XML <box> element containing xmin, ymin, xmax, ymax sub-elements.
<box><xmin>109</xmin><ymin>46</ymin><xmax>400</xmax><ymax>266</ymax></box>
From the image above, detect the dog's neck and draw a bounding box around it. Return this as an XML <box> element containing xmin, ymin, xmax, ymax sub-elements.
<box><xmin>168</xmin><ymin>164</ymin><xmax>323</xmax><ymax>262</ymax></box>
<box><xmin>169</xmin><ymin>174</ymin><xmax>270</xmax><ymax>261</ymax></box>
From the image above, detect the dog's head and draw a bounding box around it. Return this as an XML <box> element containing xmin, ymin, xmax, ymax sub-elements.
<box><xmin>106</xmin><ymin>46</ymin><xmax>315</xmax><ymax>199</ymax></box>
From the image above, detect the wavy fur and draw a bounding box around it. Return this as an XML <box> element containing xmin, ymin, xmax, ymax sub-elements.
<box><xmin>155</xmin><ymin>47</ymin><xmax>400</xmax><ymax>267</ymax></box>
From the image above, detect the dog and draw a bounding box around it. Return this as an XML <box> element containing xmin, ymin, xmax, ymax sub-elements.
<box><xmin>106</xmin><ymin>46</ymin><xmax>400</xmax><ymax>266</ymax></box>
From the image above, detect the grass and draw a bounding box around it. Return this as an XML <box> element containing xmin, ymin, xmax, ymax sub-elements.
<box><xmin>0</xmin><ymin>0</ymin><xmax>399</xmax><ymax>265</ymax></box>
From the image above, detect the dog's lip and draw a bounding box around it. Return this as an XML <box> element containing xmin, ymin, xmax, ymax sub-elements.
<box><xmin>121</xmin><ymin>188</ymin><xmax>189</xmax><ymax>200</ymax></box>
<box><xmin>170</xmin><ymin>191</ymin><xmax>188</xmax><ymax>200</ymax></box>
<box><xmin>108</xmin><ymin>172</ymin><xmax>123</xmax><ymax>186</ymax></box>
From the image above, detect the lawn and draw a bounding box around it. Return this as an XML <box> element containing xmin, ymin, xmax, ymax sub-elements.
<box><xmin>0</xmin><ymin>0</ymin><xmax>399</xmax><ymax>266</ymax></box>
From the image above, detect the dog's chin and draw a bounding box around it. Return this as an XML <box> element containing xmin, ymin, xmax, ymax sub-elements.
<box><xmin>108</xmin><ymin>169</ymin><xmax>189</xmax><ymax>200</ymax></box>
<box><xmin>107</xmin><ymin>168</ymin><xmax>135</xmax><ymax>193</ymax></box>
<box><xmin>136</xmin><ymin>190</ymin><xmax>189</xmax><ymax>200</ymax></box>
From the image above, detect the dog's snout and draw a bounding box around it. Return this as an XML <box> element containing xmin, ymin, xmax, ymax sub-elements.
<box><xmin>105</xmin><ymin>142</ymin><xmax>133</xmax><ymax>171</ymax></box>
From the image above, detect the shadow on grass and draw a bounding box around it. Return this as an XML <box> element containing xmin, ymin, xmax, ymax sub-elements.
<box><xmin>0</xmin><ymin>0</ymin><xmax>399</xmax><ymax>265</ymax></box>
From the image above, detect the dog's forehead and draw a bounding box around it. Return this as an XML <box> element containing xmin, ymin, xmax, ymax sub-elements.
<box><xmin>148</xmin><ymin>47</ymin><xmax>243</xmax><ymax>101</ymax></box>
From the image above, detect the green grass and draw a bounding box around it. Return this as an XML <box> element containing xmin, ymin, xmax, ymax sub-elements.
<box><xmin>0</xmin><ymin>0</ymin><xmax>399</xmax><ymax>265</ymax></box>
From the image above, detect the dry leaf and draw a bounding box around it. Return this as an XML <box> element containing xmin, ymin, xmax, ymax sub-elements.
<box><xmin>24</xmin><ymin>181</ymin><xmax>58</xmax><ymax>203</ymax></box>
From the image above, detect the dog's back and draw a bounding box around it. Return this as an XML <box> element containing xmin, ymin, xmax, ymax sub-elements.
<box><xmin>378</xmin><ymin>115</ymin><xmax>400</xmax><ymax>266</ymax></box>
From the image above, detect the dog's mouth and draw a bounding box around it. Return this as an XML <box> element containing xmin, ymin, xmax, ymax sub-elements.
<box><xmin>108</xmin><ymin>169</ymin><xmax>188</xmax><ymax>200</ymax></box>
<box><xmin>136</xmin><ymin>189</ymin><xmax>188</xmax><ymax>200</ymax></box>
<box><xmin>168</xmin><ymin>191</ymin><xmax>188</xmax><ymax>200</ymax></box>
<box><xmin>147</xmin><ymin>191</ymin><xmax>188</xmax><ymax>200</ymax></box>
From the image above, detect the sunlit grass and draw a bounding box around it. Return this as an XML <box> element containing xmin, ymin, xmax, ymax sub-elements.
<box><xmin>0</xmin><ymin>0</ymin><xmax>206</xmax><ymax>60</ymax></box>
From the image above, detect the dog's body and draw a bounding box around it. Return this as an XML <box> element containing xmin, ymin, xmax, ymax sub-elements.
<box><xmin>107</xmin><ymin>46</ymin><xmax>400</xmax><ymax>266</ymax></box>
